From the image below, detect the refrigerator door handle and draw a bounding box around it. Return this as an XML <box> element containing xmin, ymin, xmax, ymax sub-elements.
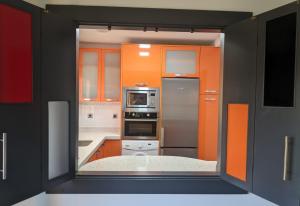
<box><xmin>160</xmin><ymin>127</ymin><xmax>164</xmax><ymax>147</ymax></box>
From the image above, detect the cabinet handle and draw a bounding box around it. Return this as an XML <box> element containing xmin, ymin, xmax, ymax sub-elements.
<box><xmin>205</xmin><ymin>98</ymin><xmax>216</xmax><ymax>101</ymax></box>
<box><xmin>135</xmin><ymin>82</ymin><xmax>147</xmax><ymax>87</ymax></box>
<box><xmin>283</xmin><ymin>136</ymin><xmax>293</xmax><ymax>181</ymax></box>
<box><xmin>204</xmin><ymin>90</ymin><xmax>217</xmax><ymax>94</ymax></box>
<box><xmin>0</xmin><ymin>133</ymin><xmax>7</xmax><ymax>180</ymax></box>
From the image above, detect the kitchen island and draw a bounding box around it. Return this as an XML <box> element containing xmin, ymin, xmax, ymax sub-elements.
<box><xmin>79</xmin><ymin>156</ymin><xmax>217</xmax><ymax>172</ymax></box>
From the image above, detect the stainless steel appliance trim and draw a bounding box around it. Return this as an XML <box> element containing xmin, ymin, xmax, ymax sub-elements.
<box><xmin>124</xmin><ymin>87</ymin><xmax>158</xmax><ymax>91</ymax></box>
<box><xmin>122</xmin><ymin>136</ymin><xmax>158</xmax><ymax>140</ymax></box>
<box><xmin>160</xmin><ymin>127</ymin><xmax>165</xmax><ymax>147</ymax></box>
<box><xmin>124</xmin><ymin>108</ymin><xmax>159</xmax><ymax>113</ymax></box>
<box><xmin>0</xmin><ymin>133</ymin><xmax>7</xmax><ymax>180</ymax></box>
<box><xmin>122</xmin><ymin>148</ymin><xmax>159</xmax><ymax>152</ymax></box>
<box><xmin>124</xmin><ymin>119</ymin><xmax>158</xmax><ymax>122</ymax></box>
<box><xmin>283</xmin><ymin>136</ymin><xmax>292</xmax><ymax>181</ymax></box>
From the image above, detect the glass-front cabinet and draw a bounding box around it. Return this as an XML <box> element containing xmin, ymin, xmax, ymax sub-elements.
<box><xmin>79</xmin><ymin>48</ymin><xmax>101</xmax><ymax>101</ymax></box>
<box><xmin>79</xmin><ymin>48</ymin><xmax>120</xmax><ymax>102</ymax></box>
<box><xmin>162</xmin><ymin>46</ymin><xmax>200</xmax><ymax>77</ymax></box>
<box><xmin>101</xmin><ymin>49</ymin><xmax>121</xmax><ymax>102</ymax></box>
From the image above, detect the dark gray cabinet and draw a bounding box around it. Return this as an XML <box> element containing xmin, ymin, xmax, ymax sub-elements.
<box><xmin>41</xmin><ymin>10</ymin><xmax>76</xmax><ymax>190</ymax></box>
<box><xmin>253</xmin><ymin>2</ymin><xmax>300</xmax><ymax>205</ymax></box>
<box><xmin>0</xmin><ymin>1</ymin><xmax>76</xmax><ymax>205</ymax></box>
<box><xmin>0</xmin><ymin>1</ymin><xmax>42</xmax><ymax>205</ymax></box>
<box><xmin>222</xmin><ymin>2</ymin><xmax>300</xmax><ymax>206</ymax></box>
<box><xmin>221</xmin><ymin>17</ymin><xmax>258</xmax><ymax>192</ymax></box>
<box><xmin>2</xmin><ymin>0</ymin><xmax>300</xmax><ymax>206</ymax></box>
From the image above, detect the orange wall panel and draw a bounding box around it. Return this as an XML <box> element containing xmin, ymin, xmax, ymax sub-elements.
<box><xmin>198</xmin><ymin>95</ymin><xmax>219</xmax><ymax>161</ymax></box>
<box><xmin>226</xmin><ymin>104</ymin><xmax>248</xmax><ymax>182</ymax></box>
<box><xmin>121</xmin><ymin>44</ymin><xmax>162</xmax><ymax>88</ymax></box>
<box><xmin>199</xmin><ymin>46</ymin><xmax>221</xmax><ymax>94</ymax></box>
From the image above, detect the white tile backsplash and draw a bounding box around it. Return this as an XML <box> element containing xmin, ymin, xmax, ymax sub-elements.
<box><xmin>79</xmin><ymin>103</ymin><xmax>121</xmax><ymax>128</ymax></box>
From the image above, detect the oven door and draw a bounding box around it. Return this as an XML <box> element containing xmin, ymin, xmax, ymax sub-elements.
<box><xmin>123</xmin><ymin>119</ymin><xmax>157</xmax><ymax>140</ymax></box>
<box><xmin>126</xmin><ymin>91</ymin><xmax>150</xmax><ymax>108</ymax></box>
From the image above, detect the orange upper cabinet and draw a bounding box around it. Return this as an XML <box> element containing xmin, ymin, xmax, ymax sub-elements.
<box><xmin>162</xmin><ymin>45</ymin><xmax>200</xmax><ymax>78</ymax></box>
<box><xmin>121</xmin><ymin>44</ymin><xmax>162</xmax><ymax>87</ymax></box>
<box><xmin>199</xmin><ymin>46</ymin><xmax>221</xmax><ymax>95</ymax></box>
<box><xmin>198</xmin><ymin>95</ymin><xmax>219</xmax><ymax>161</ymax></box>
<box><xmin>79</xmin><ymin>48</ymin><xmax>101</xmax><ymax>102</ymax></box>
<box><xmin>101</xmin><ymin>49</ymin><xmax>121</xmax><ymax>102</ymax></box>
<box><xmin>79</xmin><ymin>48</ymin><xmax>121</xmax><ymax>103</ymax></box>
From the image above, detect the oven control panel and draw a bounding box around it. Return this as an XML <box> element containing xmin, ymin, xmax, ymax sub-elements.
<box><xmin>124</xmin><ymin>112</ymin><xmax>158</xmax><ymax>119</ymax></box>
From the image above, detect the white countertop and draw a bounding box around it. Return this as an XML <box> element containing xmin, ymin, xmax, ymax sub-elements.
<box><xmin>79</xmin><ymin>156</ymin><xmax>217</xmax><ymax>172</ymax></box>
<box><xmin>78</xmin><ymin>127</ymin><xmax>120</xmax><ymax>167</ymax></box>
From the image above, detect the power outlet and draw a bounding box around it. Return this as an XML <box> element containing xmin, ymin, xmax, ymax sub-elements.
<box><xmin>87</xmin><ymin>113</ymin><xmax>93</xmax><ymax>119</ymax></box>
<box><xmin>113</xmin><ymin>114</ymin><xmax>118</xmax><ymax>119</ymax></box>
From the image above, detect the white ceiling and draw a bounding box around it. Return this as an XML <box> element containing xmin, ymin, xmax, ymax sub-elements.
<box><xmin>45</xmin><ymin>0</ymin><xmax>294</xmax><ymax>15</ymax></box>
<box><xmin>79</xmin><ymin>28</ymin><xmax>221</xmax><ymax>45</ymax></box>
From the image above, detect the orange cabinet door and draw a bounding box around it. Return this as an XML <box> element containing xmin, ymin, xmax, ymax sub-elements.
<box><xmin>199</xmin><ymin>46</ymin><xmax>221</xmax><ymax>95</ymax></box>
<box><xmin>121</xmin><ymin>44</ymin><xmax>162</xmax><ymax>87</ymax></box>
<box><xmin>162</xmin><ymin>45</ymin><xmax>200</xmax><ymax>78</ymax></box>
<box><xmin>198</xmin><ymin>94</ymin><xmax>219</xmax><ymax>161</ymax></box>
<box><xmin>226</xmin><ymin>104</ymin><xmax>248</xmax><ymax>182</ymax></box>
<box><xmin>87</xmin><ymin>153</ymin><xmax>97</xmax><ymax>163</ymax></box>
<box><xmin>79</xmin><ymin>48</ymin><xmax>101</xmax><ymax>102</ymax></box>
<box><xmin>101</xmin><ymin>49</ymin><xmax>121</xmax><ymax>102</ymax></box>
<box><xmin>87</xmin><ymin>144</ymin><xmax>104</xmax><ymax>162</ymax></box>
<box><xmin>103</xmin><ymin>140</ymin><xmax>121</xmax><ymax>158</ymax></box>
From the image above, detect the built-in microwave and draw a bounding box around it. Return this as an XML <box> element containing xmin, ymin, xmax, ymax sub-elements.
<box><xmin>123</xmin><ymin>87</ymin><xmax>160</xmax><ymax>112</ymax></box>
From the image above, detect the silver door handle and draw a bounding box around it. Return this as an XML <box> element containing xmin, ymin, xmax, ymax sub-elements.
<box><xmin>0</xmin><ymin>133</ymin><xmax>7</xmax><ymax>180</ymax></box>
<box><xmin>205</xmin><ymin>98</ymin><xmax>217</xmax><ymax>101</ymax></box>
<box><xmin>283</xmin><ymin>136</ymin><xmax>293</xmax><ymax>181</ymax></box>
<box><xmin>204</xmin><ymin>90</ymin><xmax>217</xmax><ymax>94</ymax></box>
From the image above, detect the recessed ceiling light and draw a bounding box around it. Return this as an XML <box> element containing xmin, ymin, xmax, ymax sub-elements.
<box><xmin>139</xmin><ymin>44</ymin><xmax>151</xmax><ymax>49</ymax></box>
<box><xmin>139</xmin><ymin>51</ymin><xmax>150</xmax><ymax>57</ymax></box>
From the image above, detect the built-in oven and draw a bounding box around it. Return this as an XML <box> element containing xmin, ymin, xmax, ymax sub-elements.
<box><xmin>123</xmin><ymin>87</ymin><xmax>159</xmax><ymax>112</ymax></box>
<box><xmin>122</xmin><ymin>112</ymin><xmax>159</xmax><ymax>140</ymax></box>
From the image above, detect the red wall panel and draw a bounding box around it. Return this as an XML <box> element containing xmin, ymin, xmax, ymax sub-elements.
<box><xmin>0</xmin><ymin>4</ymin><xmax>32</xmax><ymax>103</ymax></box>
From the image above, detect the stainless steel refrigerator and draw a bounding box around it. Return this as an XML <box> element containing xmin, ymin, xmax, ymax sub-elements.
<box><xmin>161</xmin><ymin>78</ymin><xmax>199</xmax><ymax>158</ymax></box>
